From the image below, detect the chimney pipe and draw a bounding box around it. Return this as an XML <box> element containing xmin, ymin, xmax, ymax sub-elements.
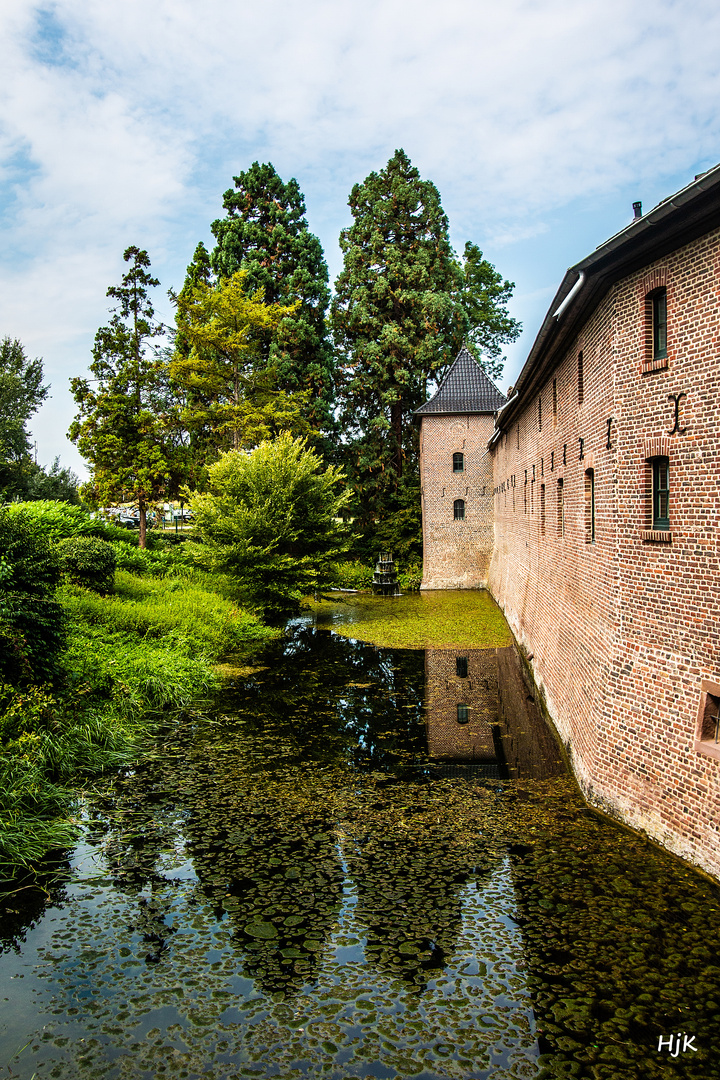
<box><xmin>632</xmin><ymin>201</ymin><xmax>642</xmax><ymax>219</ymax></box>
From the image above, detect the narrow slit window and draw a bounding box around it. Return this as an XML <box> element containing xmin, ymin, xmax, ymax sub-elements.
<box><xmin>453</xmin><ymin>499</ymin><xmax>465</xmax><ymax>521</ymax></box>
<box><xmin>653</xmin><ymin>289</ymin><xmax>667</xmax><ymax>360</ymax></box>
<box><xmin>553</xmin><ymin>379</ymin><xmax>558</xmax><ymax>428</ymax></box>
<box><xmin>540</xmin><ymin>483</ymin><xmax>546</xmax><ymax>536</ymax></box>
<box><xmin>557</xmin><ymin>477</ymin><xmax>564</xmax><ymax>537</ymax></box>
<box><xmin>456</xmin><ymin>656</ymin><xmax>468</xmax><ymax>678</ymax></box>
<box><xmin>585</xmin><ymin>469</ymin><xmax>595</xmax><ymax>543</ymax></box>
<box><xmin>456</xmin><ymin>703</ymin><xmax>469</xmax><ymax>724</ymax></box>
<box><xmin>538</xmin><ymin>396</ymin><xmax>542</xmax><ymax>431</ymax></box>
<box><xmin>453</xmin><ymin>452</ymin><xmax>464</xmax><ymax>472</ymax></box>
<box><xmin>652</xmin><ymin>457</ymin><xmax>670</xmax><ymax>530</ymax></box>
<box><xmin>578</xmin><ymin>351</ymin><xmax>584</xmax><ymax>405</ymax></box>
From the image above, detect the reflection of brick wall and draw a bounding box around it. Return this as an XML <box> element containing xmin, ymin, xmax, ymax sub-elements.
<box><xmin>425</xmin><ymin>649</ymin><xmax>498</xmax><ymax>761</ymax></box>
<box><xmin>420</xmin><ymin>414</ymin><xmax>495</xmax><ymax>589</ymax></box>
<box><xmin>488</xmin><ymin>228</ymin><xmax>720</xmax><ymax>880</ymax></box>
<box><xmin>496</xmin><ymin>646</ymin><xmax>565</xmax><ymax>780</ymax></box>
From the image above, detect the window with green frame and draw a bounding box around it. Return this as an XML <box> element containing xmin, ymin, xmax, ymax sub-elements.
<box><xmin>653</xmin><ymin>289</ymin><xmax>667</xmax><ymax>360</ymax></box>
<box><xmin>652</xmin><ymin>457</ymin><xmax>670</xmax><ymax>530</ymax></box>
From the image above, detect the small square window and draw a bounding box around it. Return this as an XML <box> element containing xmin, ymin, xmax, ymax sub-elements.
<box><xmin>453</xmin><ymin>452</ymin><xmax>464</xmax><ymax>472</ymax></box>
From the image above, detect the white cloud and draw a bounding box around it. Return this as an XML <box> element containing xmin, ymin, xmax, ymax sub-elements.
<box><xmin>2</xmin><ymin>0</ymin><xmax>720</xmax><ymax>472</ymax></box>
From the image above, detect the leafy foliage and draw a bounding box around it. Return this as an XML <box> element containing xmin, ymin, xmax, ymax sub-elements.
<box><xmin>57</xmin><ymin>536</ymin><xmax>117</xmax><ymax>594</ymax></box>
<box><xmin>189</xmin><ymin>433</ymin><xmax>352</xmax><ymax>618</ymax></box>
<box><xmin>69</xmin><ymin>247</ymin><xmax>182</xmax><ymax>548</ymax></box>
<box><xmin>0</xmin><ymin>337</ymin><xmax>48</xmax><ymax>463</ymax></box>
<box><xmin>171</xmin><ymin>270</ymin><xmax>308</xmax><ymax>458</ymax></box>
<box><xmin>2</xmin><ymin>499</ymin><xmax>134</xmax><ymax>544</ymax></box>
<box><xmin>210</xmin><ymin>162</ymin><xmax>336</xmax><ymax>444</ymax></box>
<box><xmin>0</xmin><ymin>508</ymin><xmax>66</xmax><ymax>686</ymax></box>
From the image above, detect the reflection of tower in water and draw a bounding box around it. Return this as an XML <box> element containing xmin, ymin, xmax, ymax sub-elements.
<box><xmin>424</xmin><ymin>648</ymin><xmax>501</xmax><ymax>767</ymax></box>
<box><xmin>424</xmin><ymin>646</ymin><xmax>565</xmax><ymax>779</ymax></box>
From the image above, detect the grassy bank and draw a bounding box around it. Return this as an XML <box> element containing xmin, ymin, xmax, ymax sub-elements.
<box><xmin>0</xmin><ymin>550</ymin><xmax>279</xmax><ymax>884</ymax></box>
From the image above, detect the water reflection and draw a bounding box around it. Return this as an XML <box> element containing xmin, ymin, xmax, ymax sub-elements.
<box><xmin>1</xmin><ymin>611</ymin><xmax>719</xmax><ymax>1080</ymax></box>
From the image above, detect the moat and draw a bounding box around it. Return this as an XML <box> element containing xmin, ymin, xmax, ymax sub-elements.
<box><xmin>1</xmin><ymin>594</ymin><xmax>719</xmax><ymax>1080</ymax></box>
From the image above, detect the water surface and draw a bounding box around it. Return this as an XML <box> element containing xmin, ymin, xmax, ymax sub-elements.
<box><xmin>1</xmin><ymin>597</ymin><xmax>719</xmax><ymax>1080</ymax></box>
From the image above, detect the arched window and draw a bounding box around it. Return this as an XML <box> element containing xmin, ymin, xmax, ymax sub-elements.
<box><xmin>456</xmin><ymin>704</ymin><xmax>469</xmax><ymax>724</ymax></box>
<box><xmin>453</xmin><ymin>452</ymin><xmax>464</xmax><ymax>472</ymax></box>
<box><xmin>453</xmin><ymin>499</ymin><xmax>465</xmax><ymax>520</ymax></box>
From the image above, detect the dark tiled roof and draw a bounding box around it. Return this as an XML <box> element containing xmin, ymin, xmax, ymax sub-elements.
<box><xmin>415</xmin><ymin>347</ymin><xmax>506</xmax><ymax>416</ymax></box>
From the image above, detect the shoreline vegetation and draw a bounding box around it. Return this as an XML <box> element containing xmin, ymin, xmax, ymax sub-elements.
<box><xmin>0</xmin><ymin>501</ymin><xmax>425</xmax><ymax>885</ymax></box>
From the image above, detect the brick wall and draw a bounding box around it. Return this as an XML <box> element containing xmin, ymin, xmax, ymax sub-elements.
<box><xmin>420</xmin><ymin>414</ymin><xmax>495</xmax><ymax>589</ymax></box>
<box><xmin>424</xmin><ymin>648</ymin><xmax>498</xmax><ymax>761</ymax></box>
<box><xmin>488</xmin><ymin>227</ymin><xmax>720</xmax><ymax>880</ymax></box>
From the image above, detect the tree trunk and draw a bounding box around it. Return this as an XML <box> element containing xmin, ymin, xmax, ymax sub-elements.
<box><xmin>139</xmin><ymin>499</ymin><xmax>147</xmax><ymax>549</ymax></box>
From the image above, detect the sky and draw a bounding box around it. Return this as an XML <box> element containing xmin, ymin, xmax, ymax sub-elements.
<box><xmin>2</xmin><ymin>0</ymin><xmax>720</xmax><ymax>479</ymax></box>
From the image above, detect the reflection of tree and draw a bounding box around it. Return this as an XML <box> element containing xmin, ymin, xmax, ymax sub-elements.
<box><xmin>230</xmin><ymin>625</ymin><xmax>428</xmax><ymax>770</ymax></box>
<box><xmin>181</xmin><ymin>761</ymin><xmax>345</xmax><ymax>997</ymax></box>
<box><xmin>0</xmin><ymin>870</ymin><xmax>69</xmax><ymax>957</ymax></box>
<box><xmin>343</xmin><ymin>790</ymin><xmax>501</xmax><ymax>990</ymax></box>
<box><xmin>507</xmin><ymin>795</ymin><xmax>720</xmax><ymax>1080</ymax></box>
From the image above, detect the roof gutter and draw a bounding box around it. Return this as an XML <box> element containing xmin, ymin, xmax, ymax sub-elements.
<box><xmin>552</xmin><ymin>270</ymin><xmax>585</xmax><ymax>319</ymax></box>
<box><xmin>489</xmin><ymin>162</ymin><xmax>720</xmax><ymax>445</ymax></box>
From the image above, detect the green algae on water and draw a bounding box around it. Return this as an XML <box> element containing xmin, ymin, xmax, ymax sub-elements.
<box><xmin>308</xmin><ymin>589</ymin><xmax>513</xmax><ymax>650</ymax></box>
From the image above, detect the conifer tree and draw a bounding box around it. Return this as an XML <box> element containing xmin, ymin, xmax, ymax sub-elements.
<box><xmin>331</xmin><ymin>149</ymin><xmax>520</xmax><ymax>553</ymax></box>
<box><xmin>69</xmin><ymin>247</ymin><xmax>180</xmax><ymax>548</ymax></box>
<box><xmin>209</xmin><ymin>163</ymin><xmax>335</xmax><ymax>443</ymax></box>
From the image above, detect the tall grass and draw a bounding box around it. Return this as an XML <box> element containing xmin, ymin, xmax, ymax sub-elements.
<box><xmin>1</xmin><ymin>562</ymin><xmax>279</xmax><ymax>880</ymax></box>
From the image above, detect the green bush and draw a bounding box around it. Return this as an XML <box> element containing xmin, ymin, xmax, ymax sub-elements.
<box><xmin>57</xmin><ymin>536</ymin><xmax>117</xmax><ymax>594</ymax></box>
<box><xmin>330</xmin><ymin>561</ymin><xmax>374</xmax><ymax>589</ymax></box>
<box><xmin>3</xmin><ymin>500</ymin><xmax>136</xmax><ymax>545</ymax></box>
<box><xmin>397</xmin><ymin>563</ymin><xmax>422</xmax><ymax>592</ymax></box>
<box><xmin>328</xmin><ymin>559</ymin><xmax>422</xmax><ymax>592</ymax></box>
<box><xmin>0</xmin><ymin>508</ymin><xmax>66</xmax><ymax>685</ymax></box>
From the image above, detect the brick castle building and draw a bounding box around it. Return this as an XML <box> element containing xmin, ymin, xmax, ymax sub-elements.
<box><xmin>417</xmin><ymin>164</ymin><xmax>720</xmax><ymax>880</ymax></box>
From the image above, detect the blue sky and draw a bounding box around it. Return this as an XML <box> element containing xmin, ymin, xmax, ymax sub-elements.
<box><xmin>2</xmin><ymin>0</ymin><xmax>720</xmax><ymax>477</ymax></box>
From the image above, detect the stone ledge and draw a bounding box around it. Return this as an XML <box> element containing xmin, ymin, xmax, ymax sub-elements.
<box><xmin>695</xmin><ymin>739</ymin><xmax>720</xmax><ymax>762</ymax></box>
<box><xmin>640</xmin><ymin>529</ymin><xmax>672</xmax><ymax>543</ymax></box>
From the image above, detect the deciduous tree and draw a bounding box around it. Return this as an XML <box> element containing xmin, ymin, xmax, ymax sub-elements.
<box><xmin>171</xmin><ymin>270</ymin><xmax>310</xmax><ymax>458</ymax></box>
<box><xmin>69</xmin><ymin>247</ymin><xmax>180</xmax><ymax>548</ymax></box>
<box><xmin>0</xmin><ymin>337</ymin><xmax>49</xmax><ymax>500</ymax></box>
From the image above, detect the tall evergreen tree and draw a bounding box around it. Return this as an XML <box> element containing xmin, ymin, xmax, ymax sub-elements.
<box><xmin>331</xmin><ymin>149</ymin><xmax>520</xmax><ymax>553</ymax></box>
<box><xmin>209</xmin><ymin>162</ymin><xmax>335</xmax><ymax>442</ymax></box>
<box><xmin>69</xmin><ymin>247</ymin><xmax>181</xmax><ymax>548</ymax></box>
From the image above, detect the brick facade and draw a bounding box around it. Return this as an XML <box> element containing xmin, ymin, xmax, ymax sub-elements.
<box><xmin>488</xmin><ymin>223</ymin><xmax>720</xmax><ymax>880</ymax></box>
<box><xmin>419</xmin><ymin>167</ymin><xmax>720</xmax><ymax>880</ymax></box>
<box><xmin>420</xmin><ymin>414</ymin><xmax>496</xmax><ymax>589</ymax></box>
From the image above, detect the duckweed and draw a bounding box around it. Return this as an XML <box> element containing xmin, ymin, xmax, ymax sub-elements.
<box><xmin>0</xmin><ymin>600</ymin><xmax>718</xmax><ymax>1080</ymax></box>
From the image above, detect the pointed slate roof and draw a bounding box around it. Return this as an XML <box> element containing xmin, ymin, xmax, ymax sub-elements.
<box><xmin>414</xmin><ymin>347</ymin><xmax>506</xmax><ymax>416</ymax></box>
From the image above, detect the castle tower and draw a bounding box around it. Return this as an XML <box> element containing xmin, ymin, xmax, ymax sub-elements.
<box><xmin>415</xmin><ymin>348</ymin><xmax>505</xmax><ymax>590</ymax></box>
